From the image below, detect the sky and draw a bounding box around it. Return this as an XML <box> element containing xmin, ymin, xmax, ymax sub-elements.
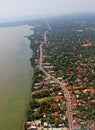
<box><xmin>0</xmin><ymin>0</ymin><xmax>95</xmax><ymax>22</ymax></box>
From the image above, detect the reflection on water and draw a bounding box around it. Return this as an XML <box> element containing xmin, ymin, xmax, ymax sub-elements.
<box><xmin>0</xmin><ymin>26</ymin><xmax>33</xmax><ymax>130</ymax></box>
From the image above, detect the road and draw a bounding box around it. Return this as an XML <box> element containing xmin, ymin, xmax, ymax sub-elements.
<box><xmin>39</xmin><ymin>21</ymin><xmax>73</xmax><ymax>130</ymax></box>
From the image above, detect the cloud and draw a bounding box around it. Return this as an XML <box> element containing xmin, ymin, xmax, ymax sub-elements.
<box><xmin>0</xmin><ymin>0</ymin><xmax>95</xmax><ymax>20</ymax></box>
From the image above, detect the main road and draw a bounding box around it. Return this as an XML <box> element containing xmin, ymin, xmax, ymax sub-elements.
<box><xmin>39</xmin><ymin>21</ymin><xmax>73</xmax><ymax>130</ymax></box>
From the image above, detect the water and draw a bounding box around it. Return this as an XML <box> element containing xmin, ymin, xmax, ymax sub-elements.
<box><xmin>0</xmin><ymin>25</ymin><xmax>33</xmax><ymax>130</ymax></box>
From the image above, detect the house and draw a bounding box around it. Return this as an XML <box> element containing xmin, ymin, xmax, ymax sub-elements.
<box><xmin>74</xmin><ymin>90</ymin><xmax>80</xmax><ymax>94</ymax></box>
<box><xmin>91</xmin><ymin>125</ymin><xmax>95</xmax><ymax>130</ymax></box>
<box><xmin>27</xmin><ymin>127</ymin><xmax>37</xmax><ymax>130</ymax></box>
<box><xmin>43</xmin><ymin>66</ymin><xmax>53</xmax><ymax>69</ymax></box>
<box><xmin>49</xmin><ymin>80</ymin><xmax>55</xmax><ymax>84</ymax></box>
<box><xmin>50</xmin><ymin>103</ymin><xmax>58</xmax><ymax>109</ymax></box>
<box><xmin>34</xmin><ymin>83</ymin><xmax>43</xmax><ymax>86</ymax></box>
<box><xmin>75</xmin><ymin>110</ymin><xmax>81</xmax><ymax>115</ymax></box>
<box><xmin>45</xmin><ymin>63</ymin><xmax>51</xmax><ymax>65</ymax></box>
<box><xmin>70</xmin><ymin>94</ymin><xmax>76</xmax><ymax>100</ymax></box>
<box><xmin>43</xmin><ymin>122</ymin><xmax>48</xmax><ymax>127</ymax></box>
<box><xmin>58</xmin><ymin>92</ymin><xmax>62</xmax><ymax>95</ymax></box>
<box><xmin>57</xmin><ymin>77</ymin><xmax>63</xmax><ymax>80</ymax></box>
<box><xmin>73</xmin><ymin>124</ymin><xmax>81</xmax><ymax>130</ymax></box>
<box><xmin>54</xmin><ymin>112</ymin><xmax>59</xmax><ymax>117</ymax></box>
<box><xmin>54</xmin><ymin>96</ymin><xmax>63</xmax><ymax>102</ymax></box>
<box><xmin>25</xmin><ymin>122</ymin><xmax>37</xmax><ymax>130</ymax></box>
<box><xmin>71</xmin><ymin>101</ymin><xmax>77</xmax><ymax>107</ymax></box>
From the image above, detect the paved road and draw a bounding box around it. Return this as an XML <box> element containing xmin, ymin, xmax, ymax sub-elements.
<box><xmin>39</xmin><ymin>21</ymin><xmax>73</xmax><ymax>130</ymax></box>
<box><xmin>45</xmin><ymin>20</ymin><xmax>51</xmax><ymax>31</ymax></box>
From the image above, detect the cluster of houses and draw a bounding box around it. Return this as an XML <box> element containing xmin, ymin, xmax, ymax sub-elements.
<box><xmin>25</xmin><ymin>55</ymin><xmax>71</xmax><ymax>130</ymax></box>
<box><xmin>25</xmin><ymin>19</ymin><xmax>95</xmax><ymax>130</ymax></box>
<box><xmin>26</xmin><ymin>42</ymin><xmax>95</xmax><ymax>130</ymax></box>
<box><xmin>42</xmin><ymin>41</ymin><xmax>95</xmax><ymax>130</ymax></box>
<box><xmin>42</xmin><ymin>62</ymin><xmax>95</xmax><ymax>129</ymax></box>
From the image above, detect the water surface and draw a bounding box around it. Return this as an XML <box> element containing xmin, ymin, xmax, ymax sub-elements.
<box><xmin>0</xmin><ymin>25</ymin><xmax>33</xmax><ymax>130</ymax></box>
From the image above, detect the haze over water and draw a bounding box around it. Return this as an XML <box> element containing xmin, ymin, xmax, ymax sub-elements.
<box><xmin>0</xmin><ymin>25</ymin><xmax>33</xmax><ymax>130</ymax></box>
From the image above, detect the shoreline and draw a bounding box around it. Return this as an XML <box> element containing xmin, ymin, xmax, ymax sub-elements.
<box><xmin>23</xmin><ymin>29</ymin><xmax>36</xmax><ymax>130</ymax></box>
<box><xmin>24</xmin><ymin>21</ymin><xmax>70</xmax><ymax>130</ymax></box>
<box><xmin>21</xmin><ymin>35</ymin><xmax>34</xmax><ymax>130</ymax></box>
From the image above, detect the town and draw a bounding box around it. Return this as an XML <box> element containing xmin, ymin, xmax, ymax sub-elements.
<box><xmin>25</xmin><ymin>15</ymin><xmax>95</xmax><ymax>130</ymax></box>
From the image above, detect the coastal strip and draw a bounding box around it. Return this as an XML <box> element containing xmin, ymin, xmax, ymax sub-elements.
<box><xmin>24</xmin><ymin>20</ymin><xmax>72</xmax><ymax>130</ymax></box>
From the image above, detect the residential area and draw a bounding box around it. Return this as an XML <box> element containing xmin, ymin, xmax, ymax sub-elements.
<box><xmin>25</xmin><ymin>16</ymin><xmax>95</xmax><ymax>130</ymax></box>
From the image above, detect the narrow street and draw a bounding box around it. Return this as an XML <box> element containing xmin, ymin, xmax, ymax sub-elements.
<box><xmin>39</xmin><ymin>21</ymin><xmax>73</xmax><ymax>130</ymax></box>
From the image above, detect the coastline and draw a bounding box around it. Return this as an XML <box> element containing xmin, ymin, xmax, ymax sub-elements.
<box><xmin>24</xmin><ymin>29</ymin><xmax>36</xmax><ymax>129</ymax></box>
<box><xmin>0</xmin><ymin>25</ymin><xmax>33</xmax><ymax>130</ymax></box>
<box><xmin>24</xmin><ymin>21</ymin><xmax>69</xmax><ymax>130</ymax></box>
<box><xmin>20</xmin><ymin>28</ymin><xmax>35</xmax><ymax>130</ymax></box>
<box><xmin>24</xmin><ymin>22</ymin><xmax>46</xmax><ymax>129</ymax></box>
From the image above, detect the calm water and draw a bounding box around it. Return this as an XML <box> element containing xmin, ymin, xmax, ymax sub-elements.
<box><xmin>0</xmin><ymin>25</ymin><xmax>33</xmax><ymax>130</ymax></box>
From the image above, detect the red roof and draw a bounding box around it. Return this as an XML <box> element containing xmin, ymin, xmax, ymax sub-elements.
<box><xmin>50</xmin><ymin>103</ymin><xmax>58</xmax><ymax>109</ymax></box>
<box><xmin>76</xmin><ymin>110</ymin><xmax>81</xmax><ymax>114</ymax></box>
<box><xmin>54</xmin><ymin>112</ymin><xmax>59</xmax><ymax>117</ymax></box>
<box><xmin>87</xmin><ymin>120</ymin><xmax>93</xmax><ymax>125</ymax></box>
<box><xmin>70</xmin><ymin>94</ymin><xmax>76</xmax><ymax>99</ymax></box>
<box><xmin>91</xmin><ymin>126</ymin><xmax>95</xmax><ymax>130</ymax></box>
<box><xmin>71</xmin><ymin>102</ymin><xmax>77</xmax><ymax>107</ymax></box>
<box><xmin>54</xmin><ymin>96</ymin><xmax>62</xmax><ymax>101</ymax></box>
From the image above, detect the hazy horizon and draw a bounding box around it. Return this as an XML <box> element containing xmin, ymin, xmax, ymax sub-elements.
<box><xmin>0</xmin><ymin>0</ymin><xmax>95</xmax><ymax>23</ymax></box>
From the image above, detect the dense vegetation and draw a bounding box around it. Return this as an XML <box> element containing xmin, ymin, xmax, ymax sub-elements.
<box><xmin>25</xmin><ymin>15</ymin><xmax>95</xmax><ymax>129</ymax></box>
